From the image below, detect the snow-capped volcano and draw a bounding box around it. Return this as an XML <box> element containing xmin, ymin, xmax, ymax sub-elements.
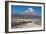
<box><xmin>23</xmin><ymin>8</ymin><xmax>36</xmax><ymax>16</ymax></box>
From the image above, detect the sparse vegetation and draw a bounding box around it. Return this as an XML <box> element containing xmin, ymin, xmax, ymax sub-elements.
<box><xmin>11</xmin><ymin>21</ymin><xmax>32</xmax><ymax>26</ymax></box>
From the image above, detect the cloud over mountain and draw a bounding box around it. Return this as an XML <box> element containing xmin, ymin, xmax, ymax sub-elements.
<box><xmin>12</xmin><ymin>8</ymin><xmax>37</xmax><ymax>16</ymax></box>
<box><xmin>23</xmin><ymin>8</ymin><xmax>36</xmax><ymax>16</ymax></box>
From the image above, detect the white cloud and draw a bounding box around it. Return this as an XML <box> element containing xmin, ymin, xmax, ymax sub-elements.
<box><xmin>28</xmin><ymin>8</ymin><xmax>34</xmax><ymax>12</ymax></box>
<box><xmin>23</xmin><ymin>8</ymin><xmax>35</xmax><ymax>15</ymax></box>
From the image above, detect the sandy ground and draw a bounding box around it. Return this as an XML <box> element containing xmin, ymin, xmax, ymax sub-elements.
<box><xmin>12</xmin><ymin>23</ymin><xmax>41</xmax><ymax>29</ymax></box>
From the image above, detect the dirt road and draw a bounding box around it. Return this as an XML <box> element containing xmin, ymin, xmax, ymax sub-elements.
<box><xmin>12</xmin><ymin>23</ymin><xmax>41</xmax><ymax>29</ymax></box>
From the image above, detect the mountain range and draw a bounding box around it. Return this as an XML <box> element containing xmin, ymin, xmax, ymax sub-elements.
<box><xmin>11</xmin><ymin>8</ymin><xmax>41</xmax><ymax>19</ymax></box>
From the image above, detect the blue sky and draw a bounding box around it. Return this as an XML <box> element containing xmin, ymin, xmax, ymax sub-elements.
<box><xmin>11</xmin><ymin>5</ymin><xmax>41</xmax><ymax>16</ymax></box>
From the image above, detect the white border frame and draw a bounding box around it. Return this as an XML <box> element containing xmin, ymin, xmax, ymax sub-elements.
<box><xmin>8</xmin><ymin>2</ymin><xmax>44</xmax><ymax>32</ymax></box>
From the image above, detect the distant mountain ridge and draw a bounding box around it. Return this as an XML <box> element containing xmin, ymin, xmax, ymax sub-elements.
<box><xmin>11</xmin><ymin>14</ymin><xmax>41</xmax><ymax>19</ymax></box>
